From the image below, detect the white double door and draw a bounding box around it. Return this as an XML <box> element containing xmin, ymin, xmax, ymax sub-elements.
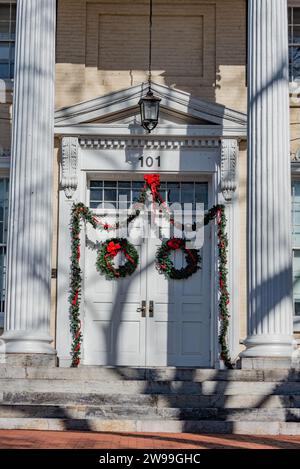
<box><xmin>83</xmin><ymin>181</ymin><xmax>212</xmax><ymax>367</ymax></box>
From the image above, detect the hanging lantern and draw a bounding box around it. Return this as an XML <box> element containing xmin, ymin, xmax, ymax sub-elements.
<box><xmin>139</xmin><ymin>88</ymin><xmax>161</xmax><ymax>133</ymax></box>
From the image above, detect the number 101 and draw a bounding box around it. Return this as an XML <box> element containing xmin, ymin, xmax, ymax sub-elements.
<box><xmin>138</xmin><ymin>156</ymin><xmax>161</xmax><ymax>168</ymax></box>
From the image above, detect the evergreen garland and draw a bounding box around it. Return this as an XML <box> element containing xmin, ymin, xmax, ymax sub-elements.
<box><xmin>69</xmin><ymin>203</ymin><xmax>96</xmax><ymax>367</ymax></box>
<box><xmin>205</xmin><ymin>205</ymin><xmax>232</xmax><ymax>369</ymax></box>
<box><xmin>156</xmin><ymin>238</ymin><xmax>201</xmax><ymax>279</ymax></box>
<box><xmin>96</xmin><ymin>238</ymin><xmax>139</xmax><ymax>280</ymax></box>
<box><xmin>69</xmin><ymin>191</ymin><xmax>232</xmax><ymax>368</ymax></box>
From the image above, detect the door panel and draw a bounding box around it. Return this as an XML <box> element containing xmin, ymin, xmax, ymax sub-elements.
<box><xmin>83</xmin><ymin>177</ymin><xmax>211</xmax><ymax>367</ymax></box>
<box><xmin>145</xmin><ymin>225</ymin><xmax>211</xmax><ymax>367</ymax></box>
<box><xmin>83</xmin><ymin>224</ymin><xmax>147</xmax><ymax>366</ymax></box>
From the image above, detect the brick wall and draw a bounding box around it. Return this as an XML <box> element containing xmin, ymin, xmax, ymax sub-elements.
<box><xmin>55</xmin><ymin>0</ymin><xmax>247</xmax><ymax>112</ymax></box>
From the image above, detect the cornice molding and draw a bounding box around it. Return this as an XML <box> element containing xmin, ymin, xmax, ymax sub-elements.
<box><xmin>79</xmin><ymin>136</ymin><xmax>220</xmax><ymax>150</ymax></box>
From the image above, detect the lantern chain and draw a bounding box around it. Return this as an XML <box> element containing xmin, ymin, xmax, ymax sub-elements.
<box><xmin>148</xmin><ymin>0</ymin><xmax>153</xmax><ymax>90</ymax></box>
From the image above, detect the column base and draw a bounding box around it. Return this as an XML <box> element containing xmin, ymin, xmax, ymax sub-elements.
<box><xmin>240</xmin><ymin>356</ymin><xmax>293</xmax><ymax>370</ymax></box>
<box><xmin>0</xmin><ymin>353</ymin><xmax>57</xmax><ymax>367</ymax></box>
<box><xmin>239</xmin><ymin>334</ymin><xmax>296</xmax><ymax>369</ymax></box>
<box><xmin>0</xmin><ymin>330</ymin><xmax>56</xmax><ymax>355</ymax></box>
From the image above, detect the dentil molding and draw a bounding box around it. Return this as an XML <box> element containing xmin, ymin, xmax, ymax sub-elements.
<box><xmin>79</xmin><ymin>137</ymin><xmax>220</xmax><ymax>150</ymax></box>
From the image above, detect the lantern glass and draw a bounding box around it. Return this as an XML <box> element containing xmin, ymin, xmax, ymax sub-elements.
<box><xmin>139</xmin><ymin>90</ymin><xmax>161</xmax><ymax>133</ymax></box>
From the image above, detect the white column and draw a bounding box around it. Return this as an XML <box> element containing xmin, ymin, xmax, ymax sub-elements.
<box><xmin>241</xmin><ymin>0</ymin><xmax>294</xmax><ymax>365</ymax></box>
<box><xmin>0</xmin><ymin>0</ymin><xmax>56</xmax><ymax>355</ymax></box>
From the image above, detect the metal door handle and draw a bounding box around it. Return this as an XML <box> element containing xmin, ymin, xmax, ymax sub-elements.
<box><xmin>149</xmin><ymin>300</ymin><xmax>154</xmax><ymax>317</ymax></box>
<box><xmin>137</xmin><ymin>300</ymin><xmax>146</xmax><ymax>317</ymax></box>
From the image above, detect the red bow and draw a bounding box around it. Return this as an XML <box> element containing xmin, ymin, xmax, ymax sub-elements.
<box><xmin>167</xmin><ymin>238</ymin><xmax>183</xmax><ymax>250</ymax></box>
<box><xmin>107</xmin><ymin>241</ymin><xmax>121</xmax><ymax>257</ymax></box>
<box><xmin>144</xmin><ymin>174</ymin><xmax>160</xmax><ymax>200</ymax></box>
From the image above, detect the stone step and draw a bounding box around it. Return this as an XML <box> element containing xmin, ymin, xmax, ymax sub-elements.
<box><xmin>0</xmin><ymin>404</ymin><xmax>299</xmax><ymax>422</ymax></box>
<box><xmin>2</xmin><ymin>391</ymin><xmax>300</xmax><ymax>409</ymax></box>
<box><xmin>1</xmin><ymin>378</ymin><xmax>300</xmax><ymax>395</ymax></box>
<box><xmin>0</xmin><ymin>366</ymin><xmax>300</xmax><ymax>382</ymax></box>
<box><xmin>0</xmin><ymin>417</ymin><xmax>298</xmax><ymax>435</ymax></box>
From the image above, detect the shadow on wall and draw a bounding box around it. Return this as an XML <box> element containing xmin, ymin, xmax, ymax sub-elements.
<box><xmin>55</xmin><ymin>0</ymin><xmax>247</xmax><ymax>108</ymax></box>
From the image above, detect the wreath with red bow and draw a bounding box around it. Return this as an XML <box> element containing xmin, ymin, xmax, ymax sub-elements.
<box><xmin>96</xmin><ymin>238</ymin><xmax>139</xmax><ymax>280</ymax></box>
<box><xmin>156</xmin><ymin>238</ymin><xmax>201</xmax><ymax>280</ymax></box>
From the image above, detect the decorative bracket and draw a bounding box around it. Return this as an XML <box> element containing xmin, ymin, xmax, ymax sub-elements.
<box><xmin>61</xmin><ymin>136</ymin><xmax>78</xmax><ymax>198</ymax></box>
<box><xmin>221</xmin><ymin>139</ymin><xmax>238</xmax><ymax>202</ymax></box>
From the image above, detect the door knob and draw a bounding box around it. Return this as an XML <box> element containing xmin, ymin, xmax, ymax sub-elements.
<box><xmin>137</xmin><ymin>300</ymin><xmax>146</xmax><ymax>317</ymax></box>
<box><xmin>149</xmin><ymin>300</ymin><xmax>154</xmax><ymax>317</ymax></box>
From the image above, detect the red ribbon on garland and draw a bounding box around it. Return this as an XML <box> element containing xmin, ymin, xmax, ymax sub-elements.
<box><xmin>125</xmin><ymin>252</ymin><xmax>135</xmax><ymax>265</ymax></box>
<box><xmin>167</xmin><ymin>238</ymin><xmax>183</xmax><ymax>250</ymax></box>
<box><xmin>144</xmin><ymin>174</ymin><xmax>161</xmax><ymax>201</ymax></box>
<box><xmin>107</xmin><ymin>241</ymin><xmax>121</xmax><ymax>257</ymax></box>
<box><xmin>72</xmin><ymin>290</ymin><xmax>79</xmax><ymax>306</ymax></box>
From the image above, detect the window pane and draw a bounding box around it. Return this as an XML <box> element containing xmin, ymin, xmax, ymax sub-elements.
<box><xmin>293</xmin><ymin>26</ymin><xmax>300</xmax><ymax>44</ymax></box>
<box><xmin>10</xmin><ymin>42</ymin><xmax>14</xmax><ymax>60</ymax></box>
<box><xmin>0</xmin><ymin>21</ymin><xmax>10</xmax><ymax>40</ymax></box>
<box><xmin>289</xmin><ymin>25</ymin><xmax>293</xmax><ymax>44</ymax></box>
<box><xmin>118</xmin><ymin>181</ymin><xmax>131</xmax><ymax>188</ymax></box>
<box><xmin>10</xmin><ymin>21</ymin><xmax>15</xmax><ymax>39</ymax></box>
<box><xmin>293</xmin><ymin>8</ymin><xmax>300</xmax><ymax>25</ymax></box>
<box><xmin>90</xmin><ymin>201</ymin><xmax>102</xmax><ymax>209</ymax></box>
<box><xmin>166</xmin><ymin>183</ymin><xmax>180</xmax><ymax>204</ymax></box>
<box><xmin>0</xmin><ymin>179</ymin><xmax>9</xmax><ymax>324</ymax></box>
<box><xmin>0</xmin><ymin>5</ymin><xmax>10</xmax><ymax>21</ymax></box>
<box><xmin>104</xmin><ymin>188</ymin><xmax>116</xmax><ymax>201</ymax></box>
<box><xmin>0</xmin><ymin>43</ymin><xmax>9</xmax><ymax>60</ymax></box>
<box><xmin>293</xmin><ymin>209</ymin><xmax>300</xmax><ymax>225</ymax></box>
<box><xmin>181</xmin><ymin>183</ymin><xmax>194</xmax><ymax>204</ymax></box>
<box><xmin>295</xmin><ymin>302</ymin><xmax>300</xmax><ymax>316</ymax></box>
<box><xmin>104</xmin><ymin>181</ymin><xmax>116</xmax><ymax>188</ymax></box>
<box><xmin>290</xmin><ymin>47</ymin><xmax>300</xmax><ymax>80</ymax></box>
<box><xmin>90</xmin><ymin>189</ymin><xmax>102</xmax><ymax>201</ymax></box>
<box><xmin>195</xmin><ymin>183</ymin><xmax>208</xmax><ymax>207</ymax></box>
<box><xmin>0</xmin><ymin>63</ymin><xmax>9</xmax><ymax>78</ymax></box>
<box><xmin>294</xmin><ymin>182</ymin><xmax>300</xmax><ymax>197</ymax></box>
<box><xmin>132</xmin><ymin>181</ymin><xmax>144</xmax><ymax>190</ymax></box>
<box><xmin>118</xmin><ymin>188</ymin><xmax>130</xmax><ymax>201</ymax></box>
<box><xmin>132</xmin><ymin>190</ymin><xmax>140</xmax><ymax>202</ymax></box>
<box><xmin>90</xmin><ymin>181</ymin><xmax>102</xmax><ymax>188</ymax></box>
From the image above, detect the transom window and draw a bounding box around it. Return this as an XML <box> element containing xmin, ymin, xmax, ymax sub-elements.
<box><xmin>89</xmin><ymin>180</ymin><xmax>208</xmax><ymax>210</ymax></box>
<box><xmin>0</xmin><ymin>1</ymin><xmax>16</xmax><ymax>79</ymax></box>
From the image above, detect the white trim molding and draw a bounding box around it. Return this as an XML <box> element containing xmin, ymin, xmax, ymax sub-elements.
<box><xmin>220</xmin><ymin>139</ymin><xmax>238</xmax><ymax>202</ymax></box>
<box><xmin>61</xmin><ymin>136</ymin><xmax>79</xmax><ymax>198</ymax></box>
<box><xmin>54</xmin><ymin>82</ymin><xmax>247</xmax><ymax>140</ymax></box>
<box><xmin>79</xmin><ymin>137</ymin><xmax>220</xmax><ymax>150</ymax></box>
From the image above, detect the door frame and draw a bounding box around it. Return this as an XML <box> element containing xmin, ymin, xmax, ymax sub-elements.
<box><xmin>81</xmin><ymin>172</ymin><xmax>214</xmax><ymax>367</ymax></box>
<box><xmin>55</xmin><ymin>133</ymin><xmax>240</xmax><ymax>368</ymax></box>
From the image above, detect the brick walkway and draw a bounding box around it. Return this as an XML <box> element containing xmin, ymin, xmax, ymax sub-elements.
<box><xmin>0</xmin><ymin>430</ymin><xmax>299</xmax><ymax>449</ymax></box>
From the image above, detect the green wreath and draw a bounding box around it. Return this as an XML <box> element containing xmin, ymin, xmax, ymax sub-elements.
<box><xmin>96</xmin><ymin>238</ymin><xmax>139</xmax><ymax>280</ymax></box>
<box><xmin>156</xmin><ymin>238</ymin><xmax>201</xmax><ymax>280</ymax></box>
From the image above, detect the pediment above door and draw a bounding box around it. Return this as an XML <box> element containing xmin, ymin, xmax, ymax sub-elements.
<box><xmin>54</xmin><ymin>83</ymin><xmax>247</xmax><ymax>138</ymax></box>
